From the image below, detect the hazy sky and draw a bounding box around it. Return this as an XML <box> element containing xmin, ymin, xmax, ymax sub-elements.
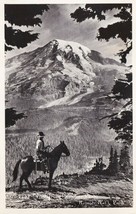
<box><xmin>5</xmin><ymin>4</ymin><xmax>131</xmax><ymax>64</ymax></box>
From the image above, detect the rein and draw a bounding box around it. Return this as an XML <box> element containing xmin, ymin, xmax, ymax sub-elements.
<box><xmin>61</xmin><ymin>154</ymin><xmax>67</xmax><ymax>158</ymax></box>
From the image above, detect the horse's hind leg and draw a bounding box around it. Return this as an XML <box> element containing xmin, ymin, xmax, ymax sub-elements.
<box><xmin>18</xmin><ymin>174</ymin><xmax>24</xmax><ymax>191</ymax></box>
<box><xmin>48</xmin><ymin>171</ymin><xmax>54</xmax><ymax>189</ymax></box>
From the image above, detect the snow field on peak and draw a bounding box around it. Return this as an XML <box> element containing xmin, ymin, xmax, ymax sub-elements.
<box><xmin>56</xmin><ymin>39</ymin><xmax>91</xmax><ymax>58</ymax></box>
<box><xmin>52</xmin><ymin>39</ymin><xmax>96</xmax><ymax>85</ymax></box>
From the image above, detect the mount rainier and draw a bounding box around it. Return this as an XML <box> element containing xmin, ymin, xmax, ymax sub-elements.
<box><xmin>5</xmin><ymin>39</ymin><xmax>127</xmax><ymax>110</ymax></box>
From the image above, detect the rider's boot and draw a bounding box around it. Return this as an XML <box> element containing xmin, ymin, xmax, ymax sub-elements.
<box><xmin>41</xmin><ymin>161</ymin><xmax>46</xmax><ymax>173</ymax></box>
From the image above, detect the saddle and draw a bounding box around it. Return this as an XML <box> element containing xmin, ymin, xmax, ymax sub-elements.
<box><xmin>34</xmin><ymin>157</ymin><xmax>48</xmax><ymax>173</ymax></box>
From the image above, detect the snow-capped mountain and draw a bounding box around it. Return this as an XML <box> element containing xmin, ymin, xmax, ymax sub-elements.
<box><xmin>5</xmin><ymin>39</ymin><xmax>127</xmax><ymax>109</ymax></box>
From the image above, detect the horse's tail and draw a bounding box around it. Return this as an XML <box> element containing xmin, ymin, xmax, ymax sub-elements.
<box><xmin>12</xmin><ymin>159</ymin><xmax>21</xmax><ymax>182</ymax></box>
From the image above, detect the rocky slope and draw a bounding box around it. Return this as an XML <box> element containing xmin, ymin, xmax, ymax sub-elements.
<box><xmin>5</xmin><ymin>39</ymin><xmax>127</xmax><ymax>110</ymax></box>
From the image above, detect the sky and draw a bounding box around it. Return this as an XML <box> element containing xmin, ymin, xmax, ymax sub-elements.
<box><xmin>5</xmin><ymin>4</ymin><xmax>131</xmax><ymax>64</ymax></box>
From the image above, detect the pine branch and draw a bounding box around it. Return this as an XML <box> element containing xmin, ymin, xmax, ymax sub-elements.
<box><xmin>99</xmin><ymin>99</ymin><xmax>132</xmax><ymax>122</ymax></box>
<box><xmin>5</xmin><ymin>25</ymin><xmax>39</xmax><ymax>49</ymax></box>
<box><xmin>5</xmin><ymin>5</ymin><xmax>49</xmax><ymax>50</ymax></box>
<box><xmin>99</xmin><ymin>112</ymin><xmax>118</xmax><ymax>121</ymax></box>
<box><xmin>122</xmin><ymin>99</ymin><xmax>132</xmax><ymax>108</ymax></box>
<box><xmin>5</xmin><ymin>5</ymin><xmax>49</xmax><ymax>26</ymax></box>
<box><xmin>115</xmin><ymin>78</ymin><xmax>132</xmax><ymax>85</ymax></box>
<box><xmin>106</xmin><ymin>94</ymin><xmax>122</xmax><ymax>99</ymax></box>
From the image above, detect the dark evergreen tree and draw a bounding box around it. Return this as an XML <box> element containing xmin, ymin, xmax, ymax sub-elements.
<box><xmin>113</xmin><ymin>149</ymin><xmax>119</xmax><ymax>174</ymax></box>
<box><xmin>107</xmin><ymin>146</ymin><xmax>114</xmax><ymax>175</ymax></box>
<box><xmin>106</xmin><ymin>147</ymin><xmax>119</xmax><ymax>175</ymax></box>
<box><xmin>91</xmin><ymin>157</ymin><xmax>106</xmax><ymax>174</ymax></box>
<box><xmin>5</xmin><ymin>4</ymin><xmax>49</xmax><ymax>51</ymax></box>
<box><xmin>119</xmin><ymin>144</ymin><xmax>130</xmax><ymax>174</ymax></box>
<box><xmin>107</xmin><ymin>72</ymin><xmax>132</xmax><ymax>144</ymax></box>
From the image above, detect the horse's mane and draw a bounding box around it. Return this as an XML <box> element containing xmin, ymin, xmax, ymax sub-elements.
<box><xmin>50</xmin><ymin>143</ymin><xmax>62</xmax><ymax>156</ymax></box>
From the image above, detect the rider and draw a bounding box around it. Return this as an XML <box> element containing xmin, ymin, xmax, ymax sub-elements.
<box><xmin>36</xmin><ymin>131</ymin><xmax>50</xmax><ymax>172</ymax></box>
<box><xmin>36</xmin><ymin>131</ymin><xmax>45</xmax><ymax>160</ymax></box>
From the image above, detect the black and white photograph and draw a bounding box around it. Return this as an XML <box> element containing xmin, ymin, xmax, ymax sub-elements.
<box><xmin>1</xmin><ymin>0</ymin><xmax>135</xmax><ymax>211</ymax></box>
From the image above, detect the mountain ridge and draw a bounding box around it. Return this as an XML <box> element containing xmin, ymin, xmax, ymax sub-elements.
<box><xmin>6</xmin><ymin>39</ymin><xmax>123</xmax><ymax>67</ymax></box>
<box><xmin>5</xmin><ymin>39</ymin><xmax>127</xmax><ymax>110</ymax></box>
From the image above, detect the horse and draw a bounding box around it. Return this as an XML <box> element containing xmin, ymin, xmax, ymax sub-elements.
<box><xmin>12</xmin><ymin>141</ymin><xmax>70</xmax><ymax>191</ymax></box>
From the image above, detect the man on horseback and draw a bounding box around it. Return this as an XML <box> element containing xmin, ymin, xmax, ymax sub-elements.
<box><xmin>13</xmin><ymin>140</ymin><xmax>70</xmax><ymax>190</ymax></box>
<box><xmin>36</xmin><ymin>131</ymin><xmax>50</xmax><ymax>173</ymax></box>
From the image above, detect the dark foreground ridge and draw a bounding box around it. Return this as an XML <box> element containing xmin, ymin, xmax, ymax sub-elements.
<box><xmin>6</xmin><ymin>172</ymin><xmax>133</xmax><ymax>208</ymax></box>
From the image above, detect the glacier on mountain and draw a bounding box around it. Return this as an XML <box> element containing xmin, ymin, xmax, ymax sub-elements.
<box><xmin>5</xmin><ymin>39</ymin><xmax>127</xmax><ymax>109</ymax></box>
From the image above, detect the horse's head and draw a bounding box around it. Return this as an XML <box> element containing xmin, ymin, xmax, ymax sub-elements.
<box><xmin>60</xmin><ymin>141</ymin><xmax>70</xmax><ymax>156</ymax></box>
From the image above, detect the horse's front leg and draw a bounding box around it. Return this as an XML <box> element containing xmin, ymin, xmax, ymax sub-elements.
<box><xmin>48</xmin><ymin>171</ymin><xmax>54</xmax><ymax>189</ymax></box>
<box><xmin>24</xmin><ymin>170</ymin><xmax>33</xmax><ymax>190</ymax></box>
<box><xmin>24</xmin><ymin>177</ymin><xmax>32</xmax><ymax>190</ymax></box>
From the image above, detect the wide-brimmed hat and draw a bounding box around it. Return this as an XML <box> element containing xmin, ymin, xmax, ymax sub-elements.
<box><xmin>38</xmin><ymin>131</ymin><xmax>45</xmax><ymax>137</ymax></box>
